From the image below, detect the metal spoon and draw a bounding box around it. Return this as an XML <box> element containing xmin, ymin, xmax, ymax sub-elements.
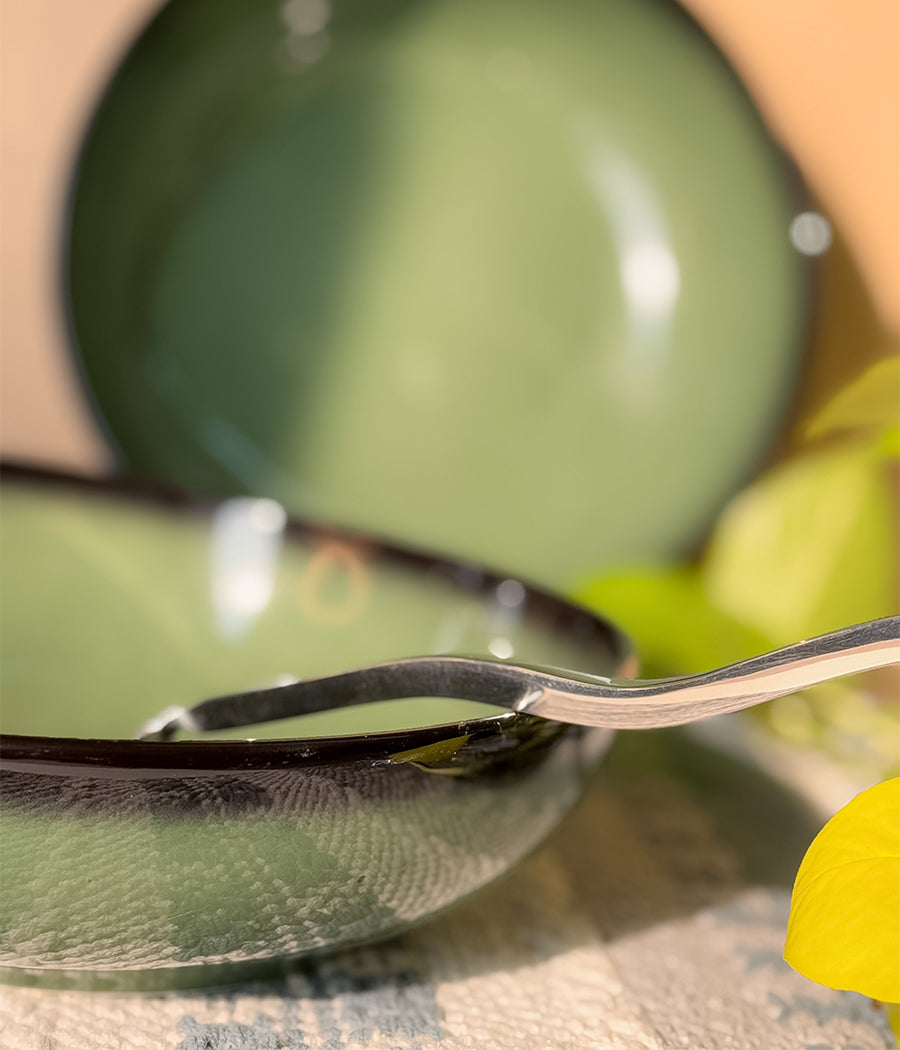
<box><xmin>140</xmin><ymin>616</ymin><xmax>900</xmax><ymax>740</ymax></box>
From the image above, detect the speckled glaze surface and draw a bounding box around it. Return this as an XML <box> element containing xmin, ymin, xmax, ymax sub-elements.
<box><xmin>2</xmin><ymin>719</ymin><xmax>593</xmax><ymax>975</ymax></box>
<box><xmin>0</xmin><ymin>467</ymin><xmax>627</xmax><ymax>983</ymax></box>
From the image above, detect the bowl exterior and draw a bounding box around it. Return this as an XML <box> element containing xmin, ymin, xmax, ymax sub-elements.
<box><xmin>1</xmin><ymin>718</ymin><xmax>611</xmax><ymax>979</ymax></box>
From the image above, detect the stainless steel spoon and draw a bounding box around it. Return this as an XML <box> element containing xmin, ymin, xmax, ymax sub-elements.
<box><xmin>140</xmin><ymin>616</ymin><xmax>900</xmax><ymax>740</ymax></box>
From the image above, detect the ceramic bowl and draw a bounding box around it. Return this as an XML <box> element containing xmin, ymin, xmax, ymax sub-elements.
<box><xmin>65</xmin><ymin>0</ymin><xmax>810</xmax><ymax>588</ymax></box>
<box><xmin>0</xmin><ymin>465</ymin><xmax>628</xmax><ymax>987</ymax></box>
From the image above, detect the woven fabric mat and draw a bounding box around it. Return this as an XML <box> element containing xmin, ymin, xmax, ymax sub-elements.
<box><xmin>1</xmin><ymin>729</ymin><xmax>892</xmax><ymax>1050</ymax></box>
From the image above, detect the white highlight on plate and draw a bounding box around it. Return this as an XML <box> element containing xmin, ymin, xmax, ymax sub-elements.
<box><xmin>621</xmin><ymin>237</ymin><xmax>681</xmax><ymax>318</ymax></box>
<box><xmin>488</xmin><ymin>637</ymin><xmax>515</xmax><ymax>660</ymax></box>
<box><xmin>496</xmin><ymin>578</ymin><xmax>527</xmax><ymax>609</ymax></box>
<box><xmin>246</xmin><ymin>498</ymin><xmax>288</xmax><ymax>533</ymax></box>
<box><xmin>210</xmin><ymin>498</ymin><xmax>287</xmax><ymax>639</ymax></box>
<box><xmin>281</xmin><ymin>0</ymin><xmax>330</xmax><ymax>35</ymax></box>
<box><xmin>584</xmin><ymin>144</ymin><xmax>681</xmax><ymax>398</ymax></box>
<box><xmin>280</xmin><ymin>0</ymin><xmax>331</xmax><ymax>66</ymax></box>
<box><xmin>790</xmin><ymin>212</ymin><xmax>832</xmax><ymax>256</ymax></box>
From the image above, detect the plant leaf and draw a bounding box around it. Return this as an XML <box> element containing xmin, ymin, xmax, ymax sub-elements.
<box><xmin>574</xmin><ymin>565</ymin><xmax>770</xmax><ymax>678</ymax></box>
<box><xmin>702</xmin><ymin>443</ymin><xmax>898</xmax><ymax>643</ymax></box>
<box><xmin>804</xmin><ymin>356</ymin><xmax>900</xmax><ymax>441</ymax></box>
<box><xmin>784</xmin><ymin>777</ymin><xmax>900</xmax><ymax>1003</ymax></box>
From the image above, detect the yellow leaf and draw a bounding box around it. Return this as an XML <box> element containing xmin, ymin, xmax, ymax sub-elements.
<box><xmin>390</xmin><ymin>735</ymin><xmax>470</xmax><ymax>773</ymax></box>
<box><xmin>703</xmin><ymin>444</ymin><xmax>897</xmax><ymax>642</ymax></box>
<box><xmin>879</xmin><ymin>424</ymin><xmax>900</xmax><ymax>458</ymax></box>
<box><xmin>784</xmin><ymin>778</ymin><xmax>900</xmax><ymax>1003</ymax></box>
<box><xmin>804</xmin><ymin>356</ymin><xmax>900</xmax><ymax>441</ymax></box>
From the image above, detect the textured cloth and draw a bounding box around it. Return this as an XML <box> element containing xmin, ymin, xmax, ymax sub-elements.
<box><xmin>1</xmin><ymin>729</ymin><xmax>892</xmax><ymax>1050</ymax></box>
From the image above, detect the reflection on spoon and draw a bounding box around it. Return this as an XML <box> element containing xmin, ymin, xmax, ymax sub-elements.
<box><xmin>140</xmin><ymin>617</ymin><xmax>899</xmax><ymax>738</ymax></box>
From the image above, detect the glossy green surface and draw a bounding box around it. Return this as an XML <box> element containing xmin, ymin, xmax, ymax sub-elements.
<box><xmin>0</xmin><ymin>485</ymin><xmax>607</xmax><ymax>739</ymax></box>
<box><xmin>68</xmin><ymin>0</ymin><xmax>808</xmax><ymax>588</ymax></box>
<box><xmin>1</xmin><ymin>477</ymin><xmax>620</xmax><ymax>977</ymax></box>
<box><xmin>1</xmin><ymin>743</ymin><xmax>587</xmax><ymax>974</ymax></box>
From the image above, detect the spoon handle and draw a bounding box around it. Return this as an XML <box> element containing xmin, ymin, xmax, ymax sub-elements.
<box><xmin>140</xmin><ymin>617</ymin><xmax>899</xmax><ymax>739</ymax></box>
<box><xmin>519</xmin><ymin>616</ymin><xmax>900</xmax><ymax>728</ymax></box>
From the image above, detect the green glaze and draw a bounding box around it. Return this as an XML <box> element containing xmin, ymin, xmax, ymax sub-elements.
<box><xmin>68</xmin><ymin>0</ymin><xmax>808</xmax><ymax>588</ymax></box>
<box><xmin>0</xmin><ymin>476</ymin><xmax>619</xmax><ymax>979</ymax></box>
<box><xmin>1</xmin><ymin>485</ymin><xmax>603</xmax><ymax>738</ymax></box>
<box><xmin>1</xmin><ymin>746</ymin><xmax>583</xmax><ymax>973</ymax></box>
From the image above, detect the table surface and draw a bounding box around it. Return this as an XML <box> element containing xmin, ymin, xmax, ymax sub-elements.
<box><xmin>1</xmin><ymin>728</ymin><xmax>893</xmax><ymax>1050</ymax></box>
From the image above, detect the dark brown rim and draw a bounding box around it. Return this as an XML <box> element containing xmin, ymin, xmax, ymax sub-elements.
<box><xmin>0</xmin><ymin>461</ymin><xmax>630</xmax><ymax>770</ymax></box>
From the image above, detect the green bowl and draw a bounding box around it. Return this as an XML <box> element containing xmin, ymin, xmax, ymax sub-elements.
<box><xmin>0</xmin><ymin>465</ymin><xmax>627</xmax><ymax>987</ymax></box>
<box><xmin>65</xmin><ymin>0</ymin><xmax>810</xmax><ymax>587</ymax></box>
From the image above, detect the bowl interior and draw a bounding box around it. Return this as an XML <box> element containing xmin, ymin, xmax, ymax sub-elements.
<box><xmin>0</xmin><ymin>469</ymin><xmax>621</xmax><ymax>742</ymax></box>
<box><xmin>67</xmin><ymin>0</ymin><xmax>809</xmax><ymax>588</ymax></box>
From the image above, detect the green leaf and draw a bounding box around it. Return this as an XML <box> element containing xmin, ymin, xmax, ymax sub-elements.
<box><xmin>878</xmin><ymin>424</ymin><xmax>900</xmax><ymax>458</ymax></box>
<box><xmin>703</xmin><ymin>443</ymin><xmax>897</xmax><ymax>643</ymax></box>
<box><xmin>574</xmin><ymin>565</ymin><xmax>771</xmax><ymax>678</ymax></box>
<box><xmin>804</xmin><ymin>356</ymin><xmax>900</xmax><ymax>441</ymax></box>
<box><xmin>784</xmin><ymin>777</ymin><xmax>900</xmax><ymax>1003</ymax></box>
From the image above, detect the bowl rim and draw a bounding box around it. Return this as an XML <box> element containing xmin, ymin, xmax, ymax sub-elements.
<box><xmin>0</xmin><ymin>461</ymin><xmax>631</xmax><ymax>771</ymax></box>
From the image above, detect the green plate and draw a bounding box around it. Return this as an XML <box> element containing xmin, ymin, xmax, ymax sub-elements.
<box><xmin>66</xmin><ymin>0</ymin><xmax>809</xmax><ymax>587</ymax></box>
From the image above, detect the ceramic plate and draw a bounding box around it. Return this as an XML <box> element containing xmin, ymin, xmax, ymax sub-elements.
<box><xmin>66</xmin><ymin>0</ymin><xmax>809</xmax><ymax>587</ymax></box>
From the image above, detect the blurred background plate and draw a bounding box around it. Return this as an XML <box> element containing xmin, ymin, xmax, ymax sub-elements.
<box><xmin>65</xmin><ymin>0</ymin><xmax>809</xmax><ymax>587</ymax></box>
